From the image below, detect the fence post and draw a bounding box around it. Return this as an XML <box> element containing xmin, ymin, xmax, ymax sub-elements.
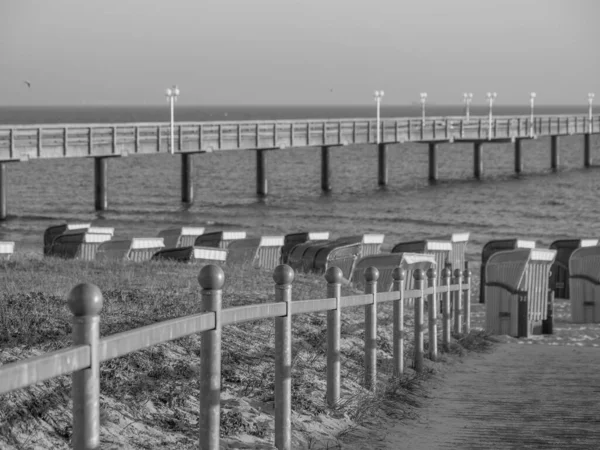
<box><xmin>426</xmin><ymin>268</ymin><xmax>437</xmax><ymax>361</ymax></box>
<box><xmin>325</xmin><ymin>266</ymin><xmax>342</xmax><ymax>407</ymax></box>
<box><xmin>463</xmin><ymin>266</ymin><xmax>472</xmax><ymax>334</ymax></box>
<box><xmin>274</xmin><ymin>264</ymin><xmax>294</xmax><ymax>450</ymax></box>
<box><xmin>364</xmin><ymin>266</ymin><xmax>379</xmax><ymax>391</ymax></box>
<box><xmin>68</xmin><ymin>283</ymin><xmax>103</xmax><ymax>450</ymax></box>
<box><xmin>442</xmin><ymin>266</ymin><xmax>452</xmax><ymax>351</ymax></box>
<box><xmin>392</xmin><ymin>268</ymin><xmax>405</xmax><ymax>377</ymax></box>
<box><xmin>413</xmin><ymin>269</ymin><xmax>424</xmax><ymax>373</ymax></box>
<box><xmin>198</xmin><ymin>265</ymin><xmax>224</xmax><ymax>450</ymax></box>
<box><xmin>453</xmin><ymin>269</ymin><xmax>463</xmax><ymax>335</ymax></box>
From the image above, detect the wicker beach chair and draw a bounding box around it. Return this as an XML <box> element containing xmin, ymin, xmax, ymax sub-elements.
<box><xmin>479</xmin><ymin>239</ymin><xmax>537</xmax><ymax>303</ymax></box>
<box><xmin>549</xmin><ymin>238</ymin><xmax>598</xmax><ymax>300</ymax></box>
<box><xmin>485</xmin><ymin>248</ymin><xmax>556</xmax><ymax>337</ymax></box>
<box><xmin>43</xmin><ymin>223</ymin><xmax>91</xmax><ymax>255</ymax></box>
<box><xmin>194</xmin><ymin>231</ymin><xmax>247</xmax><ymax>249</ymax></box>
<box><xmin>568</xmin><ymin>246</ymin><xmax>600</xmax><ymax>323</ymax></box>
<box><xmin>152</xmin><ymin>246</ymin><xmax>228</xmax><ymax>264</ymax></box>
<box><xmin>391</xmin><ymin>239</ymin><xmax>452</xmax><ymax>287</ymax></box>
<box><xmin>96</xmin><ymin>237</ymin><xmax>165</xmax><ymax>262</ymax></box>
<box><xmin>226</xmin><ymin>236</ymin><xmax>284</xmax><ymax>270</ymax></box>
<box><xmin>48</xmin><ymin>229</ymin><xmax>113</xmax><ymax>260</ymax></box>
<box><xmin>0</xmin><ymin>241</ymin><xmax>15</xmax><ymax>260</ymax></box>
<box><xmin>281</xmin><ymin>231</ymin><xmax>330</xmax><ymax>264</ymax></box>
<box><xmin>157</xmin><ymin>226</ymin><xmax>205</xmax><ymax>248</ymax></box>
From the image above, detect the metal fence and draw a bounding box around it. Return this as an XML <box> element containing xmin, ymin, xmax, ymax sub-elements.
<box><xmin>0</xmin><ymin>264</ymin><xmax>471</xmax><ymax>450</ymax></box>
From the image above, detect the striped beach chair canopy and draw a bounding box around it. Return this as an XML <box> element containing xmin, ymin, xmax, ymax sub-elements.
<box><xmin>351</xmin><ymin>252</ymin><xmax>437</xmax><ymax>292</ymax></box>
<box><xmin>568</xmin><ymin>245</ymin><xmax>600</xmax><ymax>323</ymax></box>
<box><xmin>550</xmin><ymin>238</ymin><xmax>599</xmax><ymax>299</ymax></box>
<box><xmin>227</xmin><ymin>236</ymin><xmax>285</xmax><ymax>270</ymax></box>
<box><xmin>158</xmin><ymin>226</ymin><xmax>205</xmax><ymax>248</ymax></box>
<box><xmin>312</xmin><ymin>241</ymin><xmax>363</xmax><ymax>280</ymax></box>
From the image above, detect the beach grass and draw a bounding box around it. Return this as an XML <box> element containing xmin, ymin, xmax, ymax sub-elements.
<box><xmin>0</xmin><ymin>255</ymin><xmax>491</xmax><ymax>449</ymax></box>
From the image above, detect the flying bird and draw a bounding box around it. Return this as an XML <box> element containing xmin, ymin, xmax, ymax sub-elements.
<box><xmin>23</xmin><ymin>80</ymin><xmax>31</xmax><ymax>88</ymax></box>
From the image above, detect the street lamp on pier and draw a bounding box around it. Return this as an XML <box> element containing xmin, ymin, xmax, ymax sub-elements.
<box><xmin>529</xmin><ymin>92</ymin><xmax>536</xmax><ymax>137</ymax></box>
<box><xmin>486</xmin><ymin>92</ymin><xmax>497</xmax><ymax>139</ymax></box>
<box><xmin>463</xmin><ymin>93</ymin><xmax>473</xmax><ymax>122</ymax></box>
<box><xmin>374</xmin><ymin>90</ymin><xmax>384</xmax><ymax>144</ymax></box>
<box><xmin>589</xmin><ymin>93</ymin><xmax>595</xmax><ymax>133</ymax></box>
<box><xmin>165</xmin><ymin>85</ymin><xmax>180</xmax><ymax>154</ymax></box>
<box><xmin>420</xmin><ymin>92</ymin><xmax>428</xmax><ymax>124</ymax></box>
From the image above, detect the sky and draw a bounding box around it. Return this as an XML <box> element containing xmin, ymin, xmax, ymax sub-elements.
<box><xmin>1</xmin><ymin>0</ymin><xmax>598</xmax><ymax>106</ymax></box>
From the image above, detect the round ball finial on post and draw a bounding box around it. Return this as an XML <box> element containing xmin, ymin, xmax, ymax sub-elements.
<box><xmin>198</xmin><ymin>265</ymin><xmax>225</xmax><ymax>290</ymax></box>
<box><xmin>442</xmin><ymin>267</ymin><xmax>452</xmax><ymax>280</ymax></box>
<box><xmin>325</xmin><ymin>266</ymin><xmax>343</xmax><ymax>284</ymax></box>
<box><xmin>413</xmin><ymin>268</ymin><xmax>425</xmax><ymax>282</ymax></box>
<box><xmin>364</xmin><ymin>266</ymin><xmax>380</xmax><ymax>283</ymax></box>
<box><xmin>273</xmin><ymin>264</ymin><xmax>295</xmax><ymax>286</ymax></box>
<box><xmin>67</xmin><ymin>283</ymin><xmax>103</xmax><ymax>317</ymax></box>
<box><xmin>392</xmin><ymin>267</ymin><xmax>405</xmax><ymax>282</ymax></box>
<box><xmin>426</xmin><ymin>267</ymin><xmax>437</xmax><ymax>281</ymax></box>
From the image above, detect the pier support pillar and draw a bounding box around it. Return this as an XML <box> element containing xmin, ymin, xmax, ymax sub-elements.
<box><xmin>378</xmin><ymin>143</ymin><xmax>388</xmax><ymax>186</ymax></box>
<box><xmin>514</xmin><ymin>139</ymin><xmax>522</xmax><ymax>174</ymax></box>
<box><xmin>181</xmin><ymin>153</ymin><xmax>194</xmax><ymax>204</ymax></box>
<box><xmin>321</xmin><ymin>146</ymin><xmax>331</xmax><ymax>192</ymax></box>
<box><xmin>473</xmin><ymin>142</ymin><xmax>483</xmax><ymax>180</ymax></box>
<box><xmin>584</xmin><ymin>134</ymin><xmax>592</xmax><ymax>168</ymax></box>
<box><xmin>94</xmin><ymin>157</ymin><xmax>108</xmax><ymax>211</ymax></box>
<box><xmin>0</xmin><ymin>163</ymin><xmax>6</xmax><ymax>220</ymax></box>
<box><xmin>256</xmin><ymin>149</ymin><xmax>268</xmax><ymax>196</ymax></box>
<box><xmin>428</xmin><ymin>143</ymin><xmax>438</xmax><ymax>182</ymax></box>
<box><xmin>551</xmin><ymin>135</ymin><xmax>560</xmax><ymax>171</ymax></box>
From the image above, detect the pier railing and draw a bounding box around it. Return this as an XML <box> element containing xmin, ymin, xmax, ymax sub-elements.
<box><xmin>0</xmin><ymin>264</ymin><xmax>471</xmax><ymax>450</ymax></box>
<box><xmin>0</xmin><ymin>114</ymin><xmax>598</xmax><ymax>160</ymax></box>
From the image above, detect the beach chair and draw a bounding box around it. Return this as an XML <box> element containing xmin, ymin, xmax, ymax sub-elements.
<box><xmin>43</xmin><ymin>223</ymin><xmax>91</xmax><ymax>255</ymax></box>
<box><xmin>152</xmin><ymin>246</ymin><xmax>228</xmax><ymax>264</ymax></box>
<box><xmin>0</xmin><ymin>241</ymin><xmax>15</xmax><ymax>260</ymax></box>
<box><xmin>432</xmin><ymin>232</ymin><xmax>470</xmax><ymax>273</ymax></box>
<box><xmin>568</xmin><ymin>246</ymin><xmax>600</xmax><ymax>323</ymax></box>
<box><xmin>334</xmin><ymin>233</ymin><xmax>386</xmax><ymax>257</ymax></box>
<box><xmin>96</xmin><ymin>237</ymin><xmax>165</xmax><ymax>262</ymax></box>
<box><xmin>48</xmin><ymin>229</ymin><xmax>113</xmax><ymax>260</ymax></box>
<box><xmin>485</xmin><ymin>248</ymin><xmax>556</xmax><ymax>337</ymax></box>
<box><xmin>351</xmin><ymin>252</ymin><xmax>437</xmax><ymax>293</ymax></box>
<box><xmin>194</xmin><ymin>231</ymin><xmax>247</xmax><ymax>249</ymax></box>
<box><xmin>549</xmin><ymin>239</ymin><xmax>598</xmax><ymax>299</ymax></box>
<box><xmin>157</xmin><ymin>227</ymin><xmax>205</xmax><ymax>248</ymax></box>
<box><xmin>479</xmin><ymin>239</ymin><xmax>537</xmax><ymax>303</ymax></box>
<box><xmin>281</xmin><ymin>231</ymin><xmax>330</xmax><ymax>264</ymax></box>
<box><xmin>391</xmin><ymin>239</ymin><xmax>452</xmax><ymax>286</ymax></box>
<box><xmin>226</xmin><ymin>236</ymin><xmax>284</xmax><ymax>270</ymax></box>
<box><xmin>311</xmin><ymin>241</ymin><xmax>363</xmax><ymax>280</ymax></box>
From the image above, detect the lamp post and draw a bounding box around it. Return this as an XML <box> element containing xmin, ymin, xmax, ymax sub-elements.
<box><xmin>374</xmin><ymin>90</ymin><xmax>384</xmax><ymax>144</ymax></box>
<box><xmin>589</xmin><ymin>93</ymin><xmax>595</xmax><ymax>133</ymax></box>
<box><xmin>486</xmin><ymin>92</ymin><xmax>497</xmax><ymax>139</ymax></box>
<box><xmin>529</xmin><ymin>92</ymin><xmax>536</xmax><ymax>137</ymax></box>
<box><xmin>463</xmin><ymin>92</ymin><xmax>473</xmax><ymax>122</ymax></box>
<box><xmin>165</xmin><ymin>85</ymin><xmax>180</xmax><ymax>154</ymax></box>
<box><xmin>420</xmin><ymin>92</ymin><xmax>427</xmax><ymax>124</ymax></box>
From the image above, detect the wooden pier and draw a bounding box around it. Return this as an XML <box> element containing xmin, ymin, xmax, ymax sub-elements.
<box><xmin>0</xmin><ymin>114</ymin><xmax>598</xmax><ymax>218</ymax></box>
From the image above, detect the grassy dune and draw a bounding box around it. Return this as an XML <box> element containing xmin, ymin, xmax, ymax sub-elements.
<box><xmin>0</xmin><ymin>255</ymin><xmax>492</xmax><ymax>449</ymax></box>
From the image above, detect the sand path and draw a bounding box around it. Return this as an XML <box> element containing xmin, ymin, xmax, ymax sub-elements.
<box><xmin>376</xmin><ymin>342</ymin><xmax>600</xmax><ymax>449</ymax></box>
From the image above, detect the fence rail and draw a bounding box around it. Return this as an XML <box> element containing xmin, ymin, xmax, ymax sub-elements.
<box><xmin>0</xmin><ymin>114</ymin><xmax>598</xmax><ymax>161</ymax></box>
<box><xmin>0</xmin><ymin>263</ymin><xmax>471</xmax><ymax>449</ymax></box>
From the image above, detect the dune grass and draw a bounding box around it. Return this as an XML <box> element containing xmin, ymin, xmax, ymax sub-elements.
<box><xmin>0</xmin><ymin>254</ymin><xmax>493</xmax><ymax>449</ymax></box>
